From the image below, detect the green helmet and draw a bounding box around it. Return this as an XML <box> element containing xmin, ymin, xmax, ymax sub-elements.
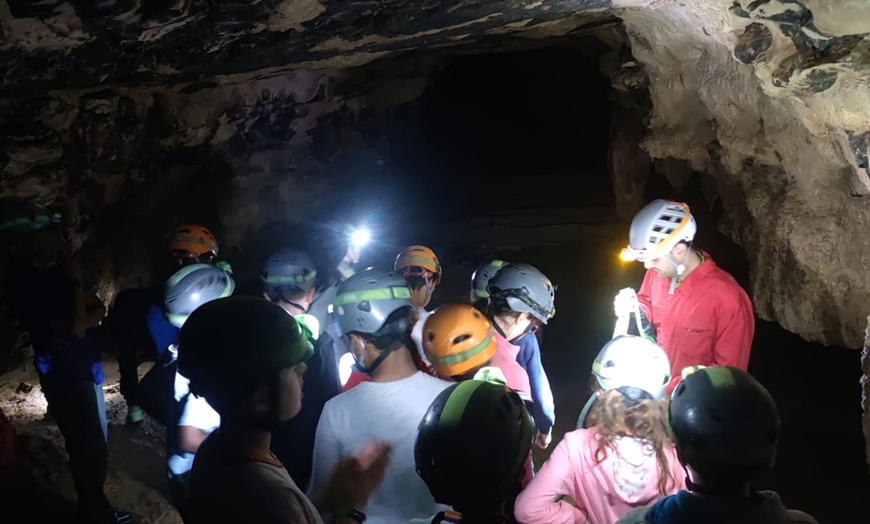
<box><xmin>163</xmin><ymin>264</ymin><xmax>235</xmax><ymax>328</ymax></box>
<box><xmin>470</xmin><ymin>259</ymin><xmax>508</xmax><ymax>300</ymax></box>
<box><xmin>415</xmin><ymin>380</ymin><xmax>534</xmax><ymax>510</ymax></box>
<box><xmin>669</xmin><ymin>366</ymin><xmax>779</xmax><ymax>488</ymax></box>
<box><xmin>177</xmin><ymin>296</ymin><xmax>314</xmax><ymax>409</ymax></box>
<box><xmin>332</xmin><ymin>268</ymin><xmax>414</xmax><ymax>336</ymax></box>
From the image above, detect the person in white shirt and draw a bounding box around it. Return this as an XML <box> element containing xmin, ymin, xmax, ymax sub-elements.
<box><xmin>310</xmin><ymin>269</ymin><xmax>452</xmax><ymax>523</ymax></box>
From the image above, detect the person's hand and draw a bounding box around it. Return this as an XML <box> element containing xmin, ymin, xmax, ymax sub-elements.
<box><xmin>320</xmin><ymin>441</ymin><xmax>392</xmax><ymax>512</ymax></box>
<box><xmin>613</xmin><ymin>288</ymin><xmax>637</xmax><ymax>318</ymax></box>
<box><xmin>535</xmin><ymin>430</ymin><xmax>552</xmax><ymax>449</ymax></box>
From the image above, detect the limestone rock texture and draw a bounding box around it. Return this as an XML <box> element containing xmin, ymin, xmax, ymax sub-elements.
<box><xmin>2</xmin><ymin>0</ymin><xmax>870</xmax><ymax>474</ymax></box>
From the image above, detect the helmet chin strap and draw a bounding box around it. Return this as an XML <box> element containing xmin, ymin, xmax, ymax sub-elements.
<box><xmin>664</xmin><ymin>253</ymin><xmax>688</xmax><ymax>295</ymax></box>
<box><xmin>351</xmin><ymin>337</ymin><xmax>403</xmax><ymax>376</ymax></box>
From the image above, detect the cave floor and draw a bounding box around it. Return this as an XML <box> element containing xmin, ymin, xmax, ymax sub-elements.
<box><xmin>0</xmin><ymin>361</ymin><xmax>182</xmax><ymax>524</ymax></box>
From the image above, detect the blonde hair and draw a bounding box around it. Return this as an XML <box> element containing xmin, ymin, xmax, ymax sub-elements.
<box><xmin>588</xmin><ymin>389</ymin><xmax>678</xmax><ymax>495</ymax></box>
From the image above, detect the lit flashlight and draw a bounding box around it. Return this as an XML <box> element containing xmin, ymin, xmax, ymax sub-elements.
<box><xmin>351</xmin><ymin>228</ymin><xmax>371</xmax><ymax>248</ymax></box>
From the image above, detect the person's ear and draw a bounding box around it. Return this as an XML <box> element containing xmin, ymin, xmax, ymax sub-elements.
<box><xmin>249</xmin><ymin>383</ymin><xmax>271</xmax><ymax>414</ymax></box>
<box><xmin>671</xmin><ymin>243</ymin><xmax>688</xmax><ymax>258</ymax></box>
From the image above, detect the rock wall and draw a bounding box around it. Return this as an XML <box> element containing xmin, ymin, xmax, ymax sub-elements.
<box><xmin>609</xmin><ymin>0</ymin><xmax>870</xmax><ymax>473</ymax></box>
<box><xmin>611</xmin><ymin>0</ymin><xmax>870</xmax><ymax>350</ymax></box>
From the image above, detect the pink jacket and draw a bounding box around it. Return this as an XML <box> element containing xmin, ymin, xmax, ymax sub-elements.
<box><xmin>514</xmin><ymin>428</ymin><xmax>685</xmax><ymax>524</ymax></box>
<box><xmin>489</xmin><ymin>332</ymin><xmax>532</xmax><ymax>399</ymax></box>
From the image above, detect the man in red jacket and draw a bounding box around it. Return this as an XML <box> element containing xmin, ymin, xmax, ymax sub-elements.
<box><xmin>617</xmin><ymin>199</ymin><xmax>754</xmax><ymax>393</ymax></box>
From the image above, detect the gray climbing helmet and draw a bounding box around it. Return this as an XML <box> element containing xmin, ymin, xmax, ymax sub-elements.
<box><xmin>261</xmin><ymin>248</ymin><xmax>317</xmax><ymax>292</ymax></box>
<box><xmin>487</xmin><ymin>262</ymin><xmax>556</xmax><ymax>324</ymax></box>
<box><xmin>471</xmin><ymin>259</ymin><xmax>508</xmax><ymax>299</ymax></box>
<box><xmin>332</xmin><ymin>268</ymin><xmax>414</xmax><ymax>336</ymax></box>
<box><xmin>164</xmin><ymin>263</ymin><xmax>235</xmax><ymax>328</ymax></box>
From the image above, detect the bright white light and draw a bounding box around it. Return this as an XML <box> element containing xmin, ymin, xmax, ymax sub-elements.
<box><xmin>191</xmin><ymin>292</ymin><xmax>201</xmax><ymax>301</ymax></box>
<box><xmin>351</xmin><ymin>228</ymin><xmax>371</xmax><ymax>248</ymax></box>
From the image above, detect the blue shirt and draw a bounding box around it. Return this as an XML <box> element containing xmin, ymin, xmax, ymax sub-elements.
<box><xmin>146</xmin><ymin>302</ymin><xmax>179</xmax><ymax>359</ymax></box>
<box><xmin>515</xmin><ymin>332</ymin><xmax>555</xmax><ymax>434</ymax></box>
<box><xmin>271</xmin><ymin>331</ymin><xmax>342</xmax><ymax>490</ymax></box>
<box><xmin>6</xmin><ymin>261</ymin><xmax>104</xmax><ymax>384</ymax></box>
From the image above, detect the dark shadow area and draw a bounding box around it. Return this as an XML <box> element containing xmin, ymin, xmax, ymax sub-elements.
<box><xmin>374</xmin><ymin>44</ymin><xmax>868</xmax><ymax>523</ymax></box>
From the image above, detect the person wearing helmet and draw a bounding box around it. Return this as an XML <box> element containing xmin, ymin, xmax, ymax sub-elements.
<box><xmin>5</xmin><ymin>223</ymin><xmax>133</xmax><ymax>524</ymax></box>
<box><xmin>412</xmin><ymin>380</ymin><xmax>535</xmax><ymax>524</ymax></box>
<box><xmin>135</xmin><ymin>263</ymin><xmax>234</xmax><ymax>514</ymax></box>
<box><xmin>261</xmin><ymin>248</ymin><xmax>342</xmax><ymax>490</ymax></box>
<box><xmin>484</xmin><ymin>263</ymin><xmax>553</xmax><ymax>431</ymax></box>
<box><xmin>471</xmin><ymin>259</ymin><xmax>556</xmax><ymax>448</ymax></box>
<box><xmin>177</xmin><ymin>296</ymin><xmax>392</xmax><ymax>524</ymax></box>
<box><xmin>306</xmin><ymin>221</ymin><xmax>370</xmax><ymax>329</ymax></box>
<box><xmin>422</xmin><ymin>304</ymin><xmax>531</xmax><ymax>398</ymax></box>
<box><xmin>168</xmin><ymin>224</ymin><xmax>220</xmax><ymax>266</ymax></box>
<box><xmin>341</xmin><ymin>245</ymin><xmax>444</xmax><ymax>391</ymax></box>
<box><xmin>515</xmin><ymin>335</ymin><xmax>684</xmax><ymax>524</ymax></box>
<box><xmin>616</xmin><ymin>367</ymin><xmax>817</xmax><ymax>524</ymax></box>
<box><xmin>469</xmin><ymin>258</ymin><xmax>507</xmax><ymax>311</ymax></box>
<box><xmin>106</xmin><ymin>223</ymin><xmax>225</xmax><ymax>424</ymax></box>
<box><xmin>309</xmin><ymin>269</ymin><xmax>452</xmax><ymax>523</ymax></box>
<box><xmin>616</xmin><ymin>199</ymin><xmax>754</xmax><ymax>394</ymax></box>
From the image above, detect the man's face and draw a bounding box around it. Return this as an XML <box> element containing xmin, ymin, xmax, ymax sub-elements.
<box><xmin>643</xmin><ymin>244</ymin><xmax>687</xmax><ymax>278</ymax></box>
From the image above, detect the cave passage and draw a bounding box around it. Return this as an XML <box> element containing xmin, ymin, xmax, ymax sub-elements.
<box><xmin>369</xmin><ymin>45</ymin><xmax>869</xmax><ymax>522</ymax></box>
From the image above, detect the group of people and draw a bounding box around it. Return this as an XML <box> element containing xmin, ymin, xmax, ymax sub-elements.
<box><xmin>0</xmin><ymin>195</ymin><xmax>819</xmax><ymax>524</ymax></box>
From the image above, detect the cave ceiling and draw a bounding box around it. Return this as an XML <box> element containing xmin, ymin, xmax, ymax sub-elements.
<box><xmin>0</xmin><ymin>0</ymin><xmax>618</xmax><ymax>98</ymax></box>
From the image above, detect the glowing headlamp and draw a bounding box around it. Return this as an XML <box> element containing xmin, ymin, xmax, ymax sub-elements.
<box><xmin>350</xmin><ymin>228</ymin><xmax>371</xmax><ymax>248</ymax></box>
<box><xmin>619</xmin><ymin>247</ymin><xmax>640</xmax><ymax>262</ymax></box>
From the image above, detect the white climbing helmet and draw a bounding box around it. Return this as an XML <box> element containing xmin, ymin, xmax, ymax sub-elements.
<box><xmin>592</xmin><ymin>335</ymin><xmax>671</xmax><ymax>401</ymax></box>
<box><xmin>620</xmin><ymin>199</ymin><xmax>696</xmax><ymax>263</ymax></box>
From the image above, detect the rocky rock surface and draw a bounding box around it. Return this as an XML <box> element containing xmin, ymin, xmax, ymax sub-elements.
<box><xmin>0</xmin><ymin>361</ymin><xmax>182</xmax><ymax>523</ymax></box>
<box><xmin>2</xmin><ymin>0</ymin><xmax>870</xmax><ymax>467</ymax></box>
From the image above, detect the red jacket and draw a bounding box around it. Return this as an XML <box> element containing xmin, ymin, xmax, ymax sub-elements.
<box><xmin>637</xmin><ymin>252</ymin><xmax>754</xmax><ymax>393</ymax></box>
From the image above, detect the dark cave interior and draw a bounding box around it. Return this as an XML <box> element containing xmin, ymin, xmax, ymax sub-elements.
<box><xmin>362</xmin><ymin>44</ymin><xmax>868</xmax><ymax>522</ymax></box>
<box><xmin>1</xmin><ymin>35</ymin><xmax>868</xmax><ymax>523</ymax></box>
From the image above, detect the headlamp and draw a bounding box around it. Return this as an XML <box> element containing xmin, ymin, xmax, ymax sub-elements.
<box><xmin>350</xmin><ymin>228</ymin><xmax>371</xmax><ymax>248</ymax></box>
<box><xmin>619</xmin><ymin>247</ymin><xmax>640</xmax><ymax>262</ymax></box>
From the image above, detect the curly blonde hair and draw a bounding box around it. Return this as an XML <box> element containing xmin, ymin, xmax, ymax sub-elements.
<box><xmin>588</xmin><ymin>389</ymin><xmax>678</xmax><ymax>495</ymax></box>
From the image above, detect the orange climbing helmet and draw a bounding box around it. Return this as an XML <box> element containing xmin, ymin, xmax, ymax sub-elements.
<box><xmin>422</xmin><ymin>303</ymin><xmax>497</xmax><ymax>378</ymax></box>
<box><xmin>169</xmin><ymin>225</ymin><xmax>219</xmax><ymax>259</ymax></box>
<box><xmin>394</xmin><ymin>245</ymin><xmax>441</xmax><ymax>284</ymax></box>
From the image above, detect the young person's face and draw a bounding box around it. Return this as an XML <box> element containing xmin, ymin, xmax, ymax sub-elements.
<box><xmin>276</xmin><ymin>362</ymin><xmax>308</xmax><ymax>422</ymax></box>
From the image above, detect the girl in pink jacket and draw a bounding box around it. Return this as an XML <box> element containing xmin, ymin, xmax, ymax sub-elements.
<box><xmin>514</xmin><ymin>336</ymin><xmax>686</xmax><ymax>524</ymax></box>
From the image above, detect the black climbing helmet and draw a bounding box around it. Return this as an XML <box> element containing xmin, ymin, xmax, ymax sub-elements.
<box><xmin>669</xmin><ymin>366</ymin><xmax>779</xmax><ymax>487</ymax></box>
<box><xmin>415</xmin><ymin>380</ymin><xmax>534</xmax><ymax>510</ymax></box>
<box><xmin>177</xmin><ymin>296</ymin><xmax>314</xmax><ymax>411</ymax></box>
